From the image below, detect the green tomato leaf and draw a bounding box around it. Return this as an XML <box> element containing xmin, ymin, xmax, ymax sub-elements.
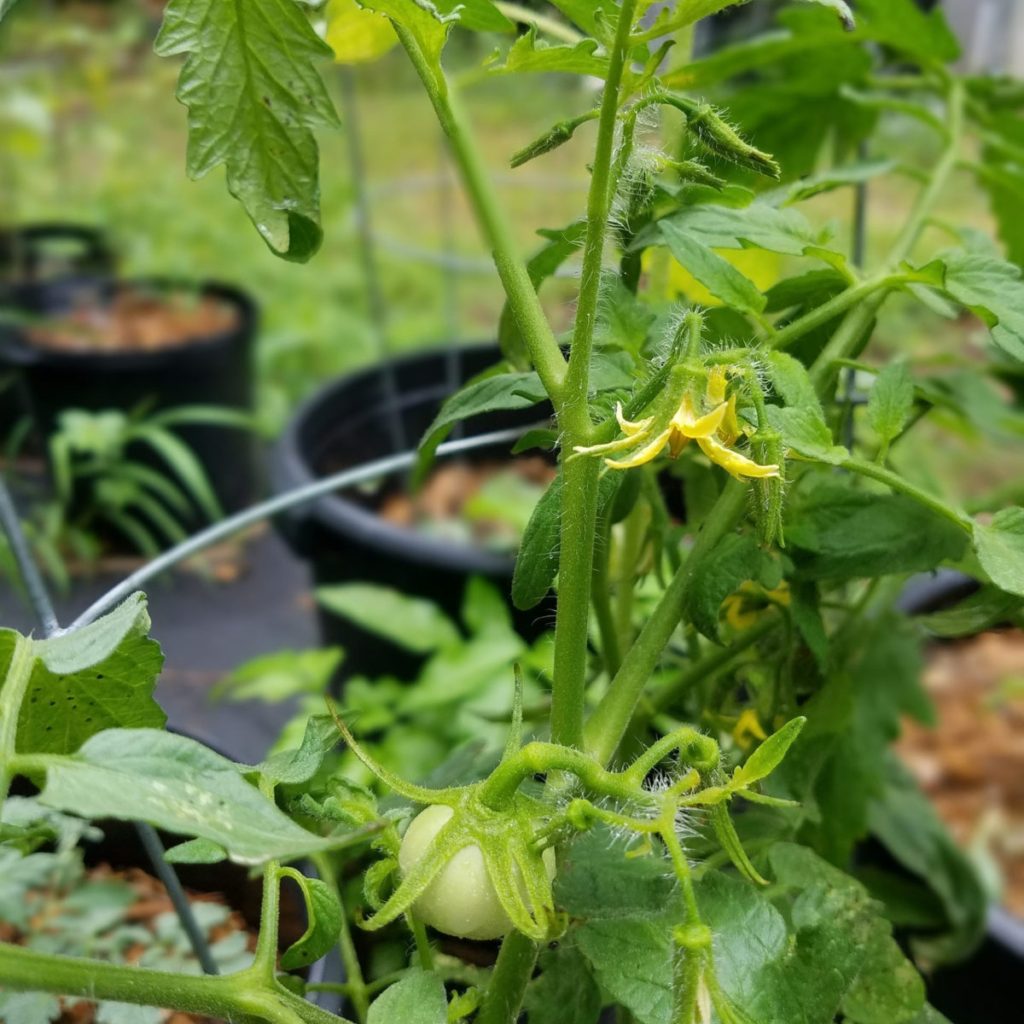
<box><xmin>974</xmin><ymin>507</ymin><xmax>1024</xmax><ymax>597</ymax></box>
<box><xmin>656</xmin><ymin>202</ymin><xmax>836</xmax><ymax>259</ymax></box>
<box><xmin>512</xmin><ymin>470</ymin><xmax>562</xmax><ymax>611</ymax></box>
<box><xmin>525</xmin><ymin>945</ymin><xmax>602</xmax><ymax>1024</ymax></box>
<box><xmin>576</xmin><ymin>918</ymin><xmax>673</xmax><ymax>1024</ymax></box>
<box><xmin>367</xmin><ymin>969</ymin><xmax>448</xmax><ymax>1024</ymax></box>
<box><xmin>325</xmin><ymin>0</ymin><xmax>398</xmax><ymax>64</ymax></box>
<box><xmin>915</xmin><ymin>585</ymin><xmax>1023</xmax><ymax>638</ymax></box>
<box><xmin>765</xmin><ymin>406</ymin><xmax>848</xmax><ymax>465</ymax></box>
<box><xmin>163</xmin><ymin>837</ymin><xmax>228</xmax><ymax>864</ymax></box>
<box><xmin>660</xmin><ymin>222</ymin><xmax>766</xmax><ymax>314</ymax></box>
<box><xmin>317</xmin><ymin>583</ymin><xmax>461</xmax><ymax>653</ymax></box>
<box><xmin>154</xmin><ymin>0</ymin><xmax>339</xmax><ymax>262</ymax></box>
<box><xmin>487</xmin><ymin>29</ymin><xmax>608</xmax><ymax>78</ymax></box>
<box><xmin>211</xmin><ymin>647</ymin><xmax>342</xmax><ymax>702</ymax></box>
<box><xmin>869</xmin><ymin>759</ymin><xmax>988</xmax><ymax>964</ymax></box>
<box><xmin>279</xmin><ymin>867</ymin><xmax>343</xmax><ymax>970</ymax></box>
<box><xmin>415</xmin><ymin>370</ymin><xmax>548</xmax><ymax>483</ymax></box>
<box><xmin>867</xmin><ymin>360</ymin><xmax>914</xmax><ymax>450</ymax></box>
<box><xmin>4</xmin><ymin>594</ymin><xmax>166</xmax><ymax>758</ymax></box>
<box><xmin>683</xmin><ymin>533</ymin><xmax>764</xmax><ymax>642</ymax></box>
<box><xmin>854</xmin><ymin>0</ymin><xmax>959</xmax><ymax>63</ymax></box>
<box><xmin>937</xmin><ymin>249</ymin><xmax>1024</xmax><ymax>362</ymax></box>
<box><xmin>786</xmin><ymin>478</ymin><xmax>968</xmax><ymax>581</ymax></box>
<box><xmin>734</xmin><ymin>717</ymin><xmax>806</xmax><ymax>787</ymax></box>
<box><xmin>257</xmin><ymin>715</ymin><xmax>339</xmax><ymax>785</ymax></box>
<box><xmin>39</xmin><ymin>729</ymin><xmax>339</xmax><ymax>863</ymax></box>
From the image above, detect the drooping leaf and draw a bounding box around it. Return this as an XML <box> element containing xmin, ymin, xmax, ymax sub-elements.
<box><xmin>512</xmin><ymin>470</ymin><xmax>562</xmax><ymax>611</ymax></box>
<box><xmin>973</xmin><ymin>507</ymin><xmax>1024</xmax><ymax>597</ymax></box>
<box><xmin>279</xmin><ymin>867</ymin><xmax>343</xmax><ymax>970</ymax></box>
<box><xmin>12</xmin><ymin>594</ymin><xmax>165</xmax><ymax>757</ymax></box>
<box><xmin>867</xmin><ymin>360</ymin><xmax>914</xmax><ymax>451</ymax></box>
<box><xmin>154</xmin><ymin>0</ymin><xmax>339</xmax><ymax>261</ymax></box>
<box><xmin>40</xmin><ymin>729</ymin><xmax>340</xmax><ymax>863</ymax></box>
<box><xmin>660</xmin><ymin>222</ymin><xmax>766</xmax><ymax>314</ymax></box>
<box><xmin>367</xmin><ymin>970</ymin><xmax>448</xmax><ymax>1024</ymax></box>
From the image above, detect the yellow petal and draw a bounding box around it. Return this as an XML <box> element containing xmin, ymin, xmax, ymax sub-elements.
<box><xmin>719</xmin><ymin>395</ymin><xmax>742</xmax><ymax>447</ymax></box>
<box><xmin>706</xmin><ymin>365</ymin><xmax>729</xmax><ymax>407</ymax></box>
<box><xmin>605</xmin><ymin>429</ymin><xmax>672</xmax><ymax>469</ymax></box>
<box><xmin>697</xmin><ymin>435</ymin><xmax>780</xmax><ymax>479</ymax></box>
<box><xmin>673</xmin><ymin>396</ymin><xmax>728</xmax><ymax>438</ymax></box>
<box><xmin>572</xmin><ymin>433</ymin><xmax>649</xmax><ymax>459</ymax></box>
<box><xmin>615</xmin><ymin>402</ymin><xmax>653</xmax><ymax>438</ymax></box>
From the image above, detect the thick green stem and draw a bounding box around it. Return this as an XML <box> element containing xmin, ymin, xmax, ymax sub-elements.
<box><xmin>0</xmin><ymin>633</ymin><xmax>34</xmax><ymax>809</ymax></box>
<box><xmin>476</xmin><ymin>930</ymin><xmax>538</xmax><ymax>1024</ymax></box>
<box><xmin>0</xmin><ymin>945</ymin><xmax>344</xmax><ymax>1024</ymax></box>
<box><xmin>584</xmin><ymin>480</ymin><xmax>749</xmax><ymax>766</ymax></box>
<box><xmin>549</xmin><ymin>0</ymin><xmax>637</xmax><ymax>750</ymax></box>
<box><xmin>392</xmin><ymin>25</ymin><xmax>566</xmax><ymax>405</ymax></box>
<box><xmin>550</xmin><ymin>455</ymin><xmax>601</xmax><ymax>749</ymax></box>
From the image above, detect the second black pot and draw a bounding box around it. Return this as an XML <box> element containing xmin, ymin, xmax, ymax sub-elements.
<box><xmin>0</xmin><ymin>276</ymin><xmax>259</xmax><ymax>515</ymax></box>
<box><xmin>271</xmin><ymin>343</ymin><xmax>554</xmax><ymax>681</ymax></box>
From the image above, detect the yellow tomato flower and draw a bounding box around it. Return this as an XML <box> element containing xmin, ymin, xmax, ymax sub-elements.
<box><xmin>574</xmin><ymin>375</ymin><xmax>780</xmax><ymax>481</ymax></box>
<box><xmin>732</xmin><ymin>709</ymin><xmax>768</xmax><ymax>751</ymax></box>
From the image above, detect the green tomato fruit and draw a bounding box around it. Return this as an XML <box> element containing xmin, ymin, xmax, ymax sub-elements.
<box><xmin>398</xmin><ymin>804</ymin><xmax>555</xmax><ymax>941</ymax></box>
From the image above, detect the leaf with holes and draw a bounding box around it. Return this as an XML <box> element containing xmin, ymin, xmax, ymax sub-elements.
<box><xmin>11</xmin><ymin>594</ymin><xmax>165</xmax><ymax>757</ymax></box>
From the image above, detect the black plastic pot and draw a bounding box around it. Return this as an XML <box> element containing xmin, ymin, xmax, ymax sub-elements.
<box><xmin>0</xmin><ymin>276</ymin><xmax>259</xmax><ymax>514</ymax></box>
<box><xmin>0</xmin><ymin>223</ymin><xmax>114</xmax><ymax>288</ymax></box>
<box><xmin>899</xmin><ymin>570</ymin><xmax>1024</xmax><ymax>1023</ymax></box>
<box><xmin>270</xmin><ymin>343</ymin><xmax>553</xmax><ymax>681</ymax></box>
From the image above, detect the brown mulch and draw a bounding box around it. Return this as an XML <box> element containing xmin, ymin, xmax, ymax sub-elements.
<box><xmin>897</xmin><ymin>630</ymin><xmax>1024</xmax><ymax>917</ymax></box>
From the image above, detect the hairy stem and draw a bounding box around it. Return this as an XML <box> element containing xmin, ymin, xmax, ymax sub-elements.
<box><xmin>550</xmin><ymin>0</ymin><xmax>638</xmax><ymax>750</ymax></box>
<box><xmin>584</xmin><ymin>480</ymin><xmax>748</xmax><ymax>766</ymax></box>
<box><xmin>392</xmin><ymin>25</ymin><xmax>566</xmax><ymax>405</ymax></box>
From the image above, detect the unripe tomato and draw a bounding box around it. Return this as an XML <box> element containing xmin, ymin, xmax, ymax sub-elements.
<box><xmin>398</xmin><ymin>804</ymin><xmax>555</xmax><ymax>941</ymax></box>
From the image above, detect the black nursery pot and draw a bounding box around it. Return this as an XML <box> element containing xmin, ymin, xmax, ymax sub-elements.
<box><xmin>898</xmin><ymin>571</ymin><xmax>1024</xmax><ymax>1023</ymax></box>
<box><xmin>0</xmin><ymin>224</ymin><xmax>115</xmax><ymax>440</ymax></box>
<box><xmin>0</xmin><ymin>276</ymin><xmax>259</xmax><ymax>514</ymax></box>
<box><xmin>271</xmin><ymin>343</ymin><xmax>553</xmax><ymax>681</ymax></box>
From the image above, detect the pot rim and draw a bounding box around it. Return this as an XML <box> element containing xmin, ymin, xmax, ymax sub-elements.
<box><xmin>271</xmin><ymin>342</ymin><xmax>534</xmax><ymax>577</ymax></box>
<box><xmin>0</xmin><ymin>275</ymin><xmax>258</xmax><ymax>371</ymax></box>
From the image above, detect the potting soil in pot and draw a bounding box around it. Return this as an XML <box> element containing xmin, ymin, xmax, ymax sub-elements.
<box><xmin>375</xmin><ymin>455</ymin><xmax>556</xmax><ymax>552</ymax></box>
<box><xmin>898</xmin><ymin>629</ymin><xmax>1024</xmax><ymax>916</ymax></box>
<box><xmin>26</xmin><ymin>286</ymin><xmax>238</xmax><ymax>353</ymax></box>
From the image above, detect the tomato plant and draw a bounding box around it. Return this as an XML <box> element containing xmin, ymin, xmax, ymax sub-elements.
<box><xmin>3</xmin><ymin>1</ymin><xmax>1024</xmax><ymax>1024</ymax></box>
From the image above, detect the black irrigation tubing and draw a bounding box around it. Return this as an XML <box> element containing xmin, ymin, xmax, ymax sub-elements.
<box><xmin>70</xmin><ymin>425</ymin><xmax>533</xmax><ymax>630</ymax></box>
<box><xmin>0</xmin><ymin>472</ymin><xmax>222</xmax><ymax>976</ymax></box>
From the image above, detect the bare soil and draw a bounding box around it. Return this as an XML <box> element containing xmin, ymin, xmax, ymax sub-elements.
<box><xmin>28</xmin><ymin>288</ymin><xmax>237</xmax><ymax>354</ymax></box>
<box><xmin>377</xmin><ymin>455</ymin><xmax>556</xmax><ymax>547</ymax></box>
<box><xmin>898</xmin><ymin>630</ymin><xmax>1024</xmax><ymax>917</ymax></box>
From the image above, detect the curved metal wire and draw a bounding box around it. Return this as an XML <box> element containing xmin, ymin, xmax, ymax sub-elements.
<box><xmin>69</xmin><ymin>424</ymin><xmax>534</xmax><ymax>631</ymax></box>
